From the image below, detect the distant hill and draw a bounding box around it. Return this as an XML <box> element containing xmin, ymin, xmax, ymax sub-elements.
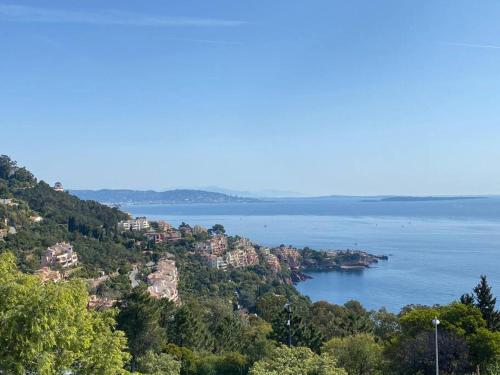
<box><xmin>70</xmin><ymin>189</ymin><xmax>259</xmax><ymax>204</ymax></box>
<box><xmin>199</xmin><ymin>186</ymin><xmax>309</xmax><ymax>198</ymax></box>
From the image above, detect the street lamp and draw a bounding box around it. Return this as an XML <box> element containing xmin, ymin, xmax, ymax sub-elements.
<box><xmin>284</xmin><ymin>302</ymin><xmax>292</xmax><ymax>347</ymax></box>
<box><xmin>432</xmin><ymin>317</ymin><xmax>440</xmax><ymax>375</ymax></box>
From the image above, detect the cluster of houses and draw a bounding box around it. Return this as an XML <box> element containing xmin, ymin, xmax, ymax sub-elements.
<box><xmin>195</xmin><ymin>236</ymin><xmax>260</xmax><ymax>271</ymax></box>
<box><xmin>147</xmin><ymin>255</ymin><xmax>179</xmax><ymax>302</ymax></box>
<box><xmin>273</xmin><ymin>246</ymin><xmax>301</xmax><ymax>268</ymax></box>
<box><xmin>145</xmin><ymin>220</ymin><xmax>182</xmax><ymax>243</ymax></box>
<box><xmin>260</xmin><ymin>247</ymin><xmax>282</xmax><ymax>273</ymax></box>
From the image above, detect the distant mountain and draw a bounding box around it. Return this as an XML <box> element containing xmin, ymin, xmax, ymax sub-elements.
<box><xmin>70</xmin><ymin>189</ymin><xmax>259</xmax><ymax>204</ymax></box>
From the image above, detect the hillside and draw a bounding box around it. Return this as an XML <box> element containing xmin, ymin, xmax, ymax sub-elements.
<box><xmin>2</xmin><ymin>155</ymin><xmax>500</xmax><ymax>375</ymax></box>
<box><xmin>71</xmin><ymin>188</ymin><xmax>259</xmax><ymax>204</ymax></box>
<box><xmin>0</xmin><ymin>155</ymin><xmax>140</xmax><ymax>274</ymax></box>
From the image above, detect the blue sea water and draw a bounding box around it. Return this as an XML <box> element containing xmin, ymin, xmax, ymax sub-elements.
<box><xmin>123</xmin><ymin>197</ymin><xmax>500</xmax><ymax>312</ymax></box>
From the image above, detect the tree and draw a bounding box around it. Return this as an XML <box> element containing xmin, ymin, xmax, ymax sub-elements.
<box><xmin>342</xmin><ymin>301</ymin><xmax>373</xmax><ymax>335</ymax></box>
<box><xmin>249</xmin><ymin>345</ymin><xmax>347</xmax><ymax>375</ymax></box>
<box><xmin>117</xmin><ymin>287</ymin><xmax>165</xmax><ymax>362</ymax></box>
<box><xmin>460</xmin><ymin>293</ymin><xmax>475</xmax><ymax>306</ymax></box>
<box><xmin>169</xmin><ymin>303</ymin><xmax>214</xmax><ymax>352</ymax></box>
<box><xmin>390</xmin><ymin>302</ymin><xmax>500</xmax><ymax>373</ymax></box>
<box><xmin>196</xmin><ymin>352</ymin><xmax>248</xmax><ymax>375</ymax></box>
<box><xmin>209</xmin><ymin>224</ymin><xmax>226</xmax><ymax>236</ymax></box>
<box><xmin>390</xmin><ymin>329</ymin><xmax>471</xmax><ymax>375</ymax></box>
<box><xmin>136</xmin><ymin>351</ymin><xmax>181</xmax><ymax>375</ymax></box>
<box><xmin>0</xmin><ymin>252</ymin><xmax>130</xmax><ymax>374</ymax></box>
<box><xmin>310</xmin><ymin>301</ymin><xmax>348</xmax><ymax>340</ymax></box>
<box><xmin>211</xmin><ymin>314</ymin><xmax>244</xmax><ymax>353</ymax></box>
<box><xmin>474</xmin><ymin>275</ymin><xmax>500</xmax><ymax>330</ymax></box>
<box><xmin>271</xmin><ymin>306</ymin><xmax>323</xmax><ymax>353</ymax></box>
<box><xmin>322</xmin><ymin>334</ymin><xmax>384</xmax><ymax>375</ymax></box>
<box><xmin>240</xmin><ymin>316</ymin><xmax>276</xmax><ymax>363</ymax></box>
<box><xmin>468</xmin><ymin>328</ymin><xmax>500</xmax><ymax>371</ymax></box>
<box><xmin>370</xmin><ymin>308</ymin><xmax>400</xmax><ymax>341</ymax></box>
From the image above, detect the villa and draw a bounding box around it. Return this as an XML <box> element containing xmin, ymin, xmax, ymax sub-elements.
<box><xmin>42</xmin><ymin>242</ymin><xmax>78</xmax><ymax>268</ymax></box>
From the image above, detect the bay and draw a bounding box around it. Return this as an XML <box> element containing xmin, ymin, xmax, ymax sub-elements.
<box><xmin>122</xmin><ymin>197</ymin><xmax>500</xmax><ymax>312</ymax></box>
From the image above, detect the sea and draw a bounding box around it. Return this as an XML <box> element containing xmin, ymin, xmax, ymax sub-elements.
<box><xmin>122</xmin><ymin>197</ymin><xmax>500</xmax><ymax>312</ymax></box>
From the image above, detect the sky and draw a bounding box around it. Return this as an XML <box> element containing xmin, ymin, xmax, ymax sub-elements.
<box><xmin>1</xmin><ymin>1</ymin><xmax>500</xmax><ymax>196</ymax></box>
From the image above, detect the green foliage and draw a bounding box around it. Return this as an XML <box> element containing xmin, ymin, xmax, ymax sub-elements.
<box><xmin>136</xmin><ymin>351</ymin><xmax>181</xmax><ymax>375</ymax></box>
<box><xmin>485</xmin><ymin>361</ymin><xmax>500</xmax><ymax>375</ymax></box>
<box><xmin>117</xmin><ymin>287</ymin><xmax>166</xmax><ymax>361</ymax></box>
<box><xmin>195</xmin><ymin>352</ymin><xmax>248</xmax><ymax>375</ymax></box>
<box><xmin>271</xmin><ymin>304</ymin><xmax>323</xmax><ymax>353</ymax></box>
<box><xmin>168</xmin><ymin>302</ymin><xmax>214</xmax><ymax>352</ymax></box>
<box><xmin>240</xmin><ymin>316</ymin><xmax>276</xmax><ymax>363</ymax></box>
<box><xmin>0</xmin><ymin>155</ymin><xmax>36</xmax><ymax>190</ymax></box>
<box><xmin>0</xmin><ymin>156</ymin><xmax>142</xmax><ymax>276</ymax></box>
<box><xmin>389</xmin><ymin>329</ymin><xmax>471</xmax><ymax>375</ymax></box>
<box><xmin>322</xmin><ymin>334</ymin><xmax>384</xmax><ymax>375</ymax></box>
<box><xmin>310</xmin><ymin>301</ymin><xmax>374</xmax><ymax>341</ymax></box>
<box><xmin>370</xmin><ymin>308</ymin><xmax>400</xmax><ymax>341</ymax></box>
<box><xmin>473</xmin><ymin>275</ymin><xmax>500</xmax><ymax>330</ymax></box>
<box><xmin>249</xmin><ymin>345</ymin><xmax>347</xmax><ymax>375</ymax></box>
<box><xmin>0</xmin><ymin>252</ymin><xmax>130</xmax><ymax>374</ymax></box>
<box><xmin>391</xmin><ymin>302</ymin><xmax>500</xmax><ymax>372</ymax></box>
<box><xmin>209</xmin><ymin>224</ymin><xmax>226</xmax><ymax>235</ymax></box>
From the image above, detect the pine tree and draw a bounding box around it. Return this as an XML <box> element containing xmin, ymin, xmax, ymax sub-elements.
<box><xmin>473</xmin><ymin>275</ymin><xmax>500</xmax><ymax>331</ymax></box>
<box><xmin>117</xmin><ymin>287</ymin><xmax>165</xmax><ymax>361</ymax></box>
<box><xmin>169</xmin><ymin>304</ymin><xmax>214</xmax><ymax>351</ymax></box>
<box><xmin>271</xmin><ymin>307</ymin><xmax>324</xmax><ymax>353</ymax></box>
<box><xmin>460</xmin><ymin>293</ymin><xmax>475</xmax><ymax>306</ymax></box>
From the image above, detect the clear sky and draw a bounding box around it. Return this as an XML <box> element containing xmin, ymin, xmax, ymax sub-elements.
<box><xmin>1</xmin><ymin>1</ymin><xmax>500</xmax><ymax>196</ymax></box>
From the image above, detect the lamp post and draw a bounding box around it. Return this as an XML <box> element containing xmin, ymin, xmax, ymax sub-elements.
<box><xmin>284</xmin><ymin>302</ymin><xmax>292</xmax><ymax>347</ymax></box>
<box><xmin>432</xmin><ymin>317</ymin><xmax>440</xmax><ymax>375</ymax></box>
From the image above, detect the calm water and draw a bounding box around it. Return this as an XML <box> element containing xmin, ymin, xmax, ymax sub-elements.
<box><xmin>123</xmin><ymin>197</ymin><xmax>500</xmax><ymax>312</ymax></box>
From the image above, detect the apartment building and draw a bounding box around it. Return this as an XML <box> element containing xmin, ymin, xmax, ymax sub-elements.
<box><xmin>42</xmin><ymin>242</ymin><xmax>78</xmax><ymax>268</ymax></box>
<box><xmin>195</xmin><ymin>235</ymin><xmax>228</xmax><ymax>255</ymax></box>
<box><xmin>118</xmin><ymin>217</ymin><xmax>150</xmax><ymax>231</ymax></box>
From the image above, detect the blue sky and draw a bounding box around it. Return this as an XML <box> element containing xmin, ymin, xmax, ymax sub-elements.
<box><xmin>1</xmin><ymin>1</ymin><xmax>500</xmax><ymax>195</ymax></box>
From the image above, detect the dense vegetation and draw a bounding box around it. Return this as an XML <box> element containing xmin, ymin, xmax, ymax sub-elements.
<box><xmin>2</xmin><ymin>155</ymin><xmax>500</xmax><ymax>375</ymax></box>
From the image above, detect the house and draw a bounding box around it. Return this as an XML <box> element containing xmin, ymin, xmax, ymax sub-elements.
<box><xmin>42</xmin><ymin>242</ymin><xmax>78</xmax><ymax>268</ymax></box>
<box><xmin>0</xmin><ymin>198</ymin><xmax>15</xmax><ymax>205</ymax></box>
<box><xmin>226</xmin><ymin>249</ymin><xmax>247</xmax><ymax>268</ymax></box>
<box><xmin>53</xmin><ymin>182</ymin><xmax>64</xmax><ymax>192</ymax></box>
<box><xmin>179</xmin><ymin>226</ymin><xmax>193</xmax><ymax>236</ymax></box>
<box><xmin>145</xmin><ymin>232</ymin><xmax>164</xmax><ymax>244</ymax></box>
<box><xmin>194</xmin><ymin>235</ymin><xmax>228</xmax><ymax>255</ymax></box>
<box><xmin>30</xmin><ymin>215</ymin><xmax>43</xmax><ymax>223</ymax></box>
<box><xmin>164</xmin><ymin>229</ymin><xmax>182</xmax><ymax>242</ymax></box>
<box><xmin>157</xmin><ymin>220</ymin><xmax>172</xmax><ymax>232</ymax></box>
<box><xmin>117</xmin><ymin>217</ymin><xmax>150</xmax><ymax>231</ymax></box>
<box><xmin>203</xmin><ymin>254</ymin><xmax>228</xmax><ymax>271</ymax></box>
<box><xmin>193</xmin><ymin>225</ymin><xmax>208</xmax><ymax>235</ymax></box>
